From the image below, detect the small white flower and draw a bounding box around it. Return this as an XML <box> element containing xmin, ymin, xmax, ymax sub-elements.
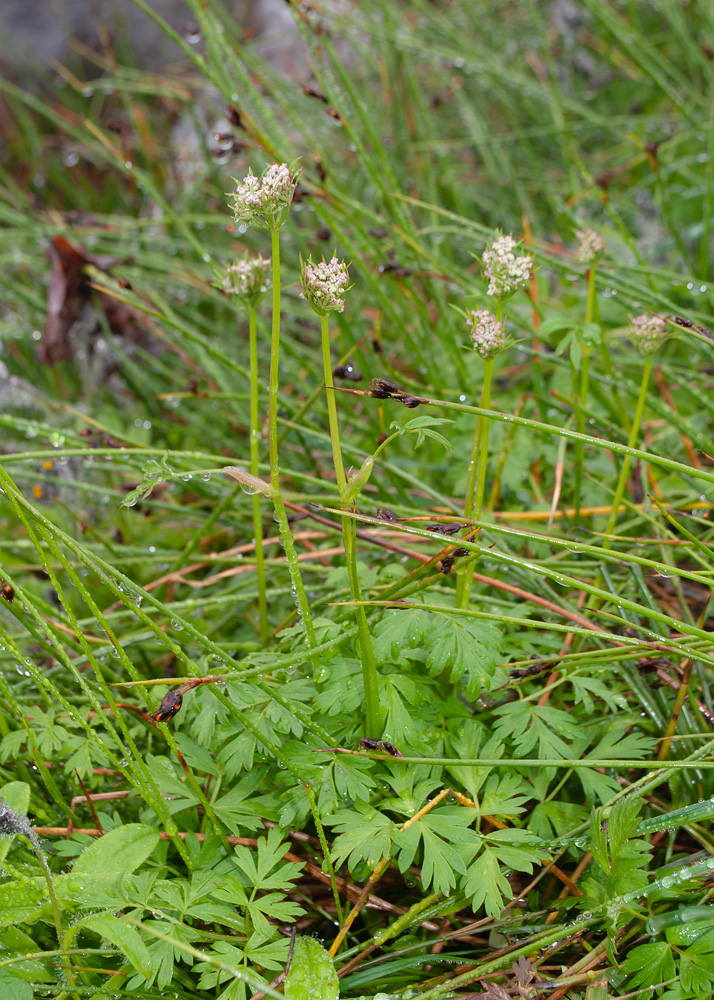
<box><xmin>575</xmin><ymin>229</ymin><xmax>605</xmax><ymax>264</ymax></box>
<box><xmin>629</xmin><ymin>313</ymin><xmax>668</xmax><ymax>355</ymax></box>
<box><xmin>221</xmin><ymin>254</ymin><xmax>271</xmax><ymax>307</ymax></box>
<box><xmin>482</xmin><ymin>234</ymin><xmax>532</xmax><ymax>299</ymax></box>
<box><xmin>230</xmin><ymin>161</ymin><xmax>300</xmax><ymax>231</ymax></box>
<box><xmin>467</xmin><ymin>308</ymin><xmax>505</xmax><ymax>360</ymax></box>
<box><xmin>301</xmin><ymin>255</ymin><xmax>350</xmax><ymax>316</ymax></box>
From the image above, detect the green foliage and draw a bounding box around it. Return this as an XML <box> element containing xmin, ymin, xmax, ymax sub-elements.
<box><xmin>284</xmin><ymin>936</ymin><xmax>339</xmax><ymax>1000</ymax></box>
<box><xmin>0</xmin><ymin>0</ymin><xmax>713</xmax><ymax>996</ymax></box>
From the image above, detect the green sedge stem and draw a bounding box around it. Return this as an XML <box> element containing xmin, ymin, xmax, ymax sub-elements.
<box><xmin>248</xmin><ymin>306</ymin><xmax>269</xmax><ymax>643</ymax></box>
<box><xmin>321</xmin><ymin>315</ymin><xmax>381</xmax><ymax>736</ymax></box>
<box><xmin>459</xmin><ymin>354</ymin><xmax>496</xmax><ymax>610</ymax></box>
<box><xmin>304</xmin><ymin>781</ymin><xmax>344</xmax><ymax>925</ymax></box>
<box><xmin>268</xmin><ymin>229</ymin><xmax>316</xmax><ymax>647</ymax></box>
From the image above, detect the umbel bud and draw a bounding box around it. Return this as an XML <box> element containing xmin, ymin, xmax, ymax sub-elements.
<box><xmin>300</xmin><ymin>255</ymin><xmax>350</xmax><ymax>316</ymax></box>
<box><xmin>629</xmin><ymin>313</ymin><xmax>669</xmax><ymax>355</ymax></box>
<box><xmin>231</xmin><ymin>160</ymin><xmax>301</xmax><ymax>232</ymax></box>
<box><xmin>482</xmin><ymin>234</ymin><xmax>532</xmax><ymax>299</ymax></box>
<box><xmin>467</xmin><ymin>308</ymin><xmax>506</xmax><ymax>360</ymax></box>
<box><xmin>575</xmin><ymin>228</ymin><xmax>605</xmax><ymax>265</ymax></box>
<box><xmin>220</xmin><ymin>254</ymin><xmax>271</xmax><ymax>308</ymax></box>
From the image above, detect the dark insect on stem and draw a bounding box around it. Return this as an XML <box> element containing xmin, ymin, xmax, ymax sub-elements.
<box><xmin>668</xmin><ymin>314</ymin><xmax>713</xmax><ymax>340</ymax></box>
<box><xmin>358</xmin><ymin>737</ymin><xmax>381</xmax><ymax>751</ymax></box>
<box><xmin>509</xmin><ymin>663</ymin><xmax>548</xmax><ymax>679</ymax></box>
<box><xmin>358</xmin><ymin>737</ymin><xmax>404</xmax><ymax>758</ymax></box>
<box><xmin>0</xmin><ymin>580</ymin><xmax>15</xmax><ymax>604</ymax></box>
<box><xmin>150</xmin><ymin>689</ymin><xmax>184</xmax><ymax>724</ymax></box>
<box><xmin>427</xmin><ymin>522</ymin><xmax>463</xmax><ymax>535</ymax></box>
<box><xmin>375</xmin><ymin>507</ymin><xmax>399</xmax><ymax>521</ymax></box>
<box><xmin>332</xmin><ymin>363</ymin><xmax>363</xmax><ymax>381</ymax></box>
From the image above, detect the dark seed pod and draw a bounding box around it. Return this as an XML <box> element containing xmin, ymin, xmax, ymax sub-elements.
<box><xmin>380</xmin><ymin>741</ymin><xmax>403</xmax><ymax>758</ymax></box>
<box><xmin>375</xmin><ymin>507</ymin><xmax>398</xmax><ymax>521</ymax></box>
<box><xmin>369</xmin><ymin>377</ymin><xmax>398</xmax><ymax>399</ymax></box>
<box><xmin>359</xmin><ymin>737</ymin><xmax>381</xmax><ymax>751</ymax></box>
<box><xmin>150</xmin><ymin>689</ymin><xmax>184</xmax><ymax>724</ymax></box>
<box><xmin>400</xmin><ymin>395</ymin><xmax>421</xmax><ymax>408</ymax></box>
<box><xmin>453</xmin><ymin>547</ymin><xmax>469</xmax><ymax>557</ymax></box>
<box><xmin>439</xmin><ymin>556</ymin><xmax>455</xmax><ymax>574</ymax></box>
<box><xmin>0</xmin><ymin>580</ymin><xmax>15</xmax><ymax>604</ymax></box>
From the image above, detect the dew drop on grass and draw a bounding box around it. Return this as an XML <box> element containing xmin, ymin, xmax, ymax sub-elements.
<box><xmin>171</xmin><ymin>620</ymin><xmax>184</xmax><ymax>631</ymax></box>
<box><xmin>200</xmin><ymin>472</ymin><xmax>211</xmax><ymax>481</ymax></box>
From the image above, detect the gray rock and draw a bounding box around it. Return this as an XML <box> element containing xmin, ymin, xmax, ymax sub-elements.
<box><xmin>0</xmin><ymin>0</ymin><xmax>250</xmax><ymax>72</ymax></box>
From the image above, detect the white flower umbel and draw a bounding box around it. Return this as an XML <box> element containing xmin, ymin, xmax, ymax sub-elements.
<box><xmin>629</xmin><ymin>313</ymin><xmax>668</xmax><ymax>355</ymax></box>
<box><xmin>221</xmin><ymin>254</ymin><xmax>271</xmax><ymax>308</ymax></box>
<box><xmin>231</xmin><ymin>161</ymin><xmax>300</xmax><ymax>232</ymax></box>
<box><xmin>482</xmin><ymin>234</ymin><xmax>532</xmax><ymax>299</ymax></box>
<box><xmin>467</xmin><ymin>308</ymin><xmax>506</xmax><ymax>360</ymax></box>
<box><xmin>575</xmin><ymin>228</ymin><xmax>605</xmax><ymax>264</ymax></box>
<box><xmin>301</xmin><ymin>255</ymin><xmax>350</xmax><ymax>316</ymax></box>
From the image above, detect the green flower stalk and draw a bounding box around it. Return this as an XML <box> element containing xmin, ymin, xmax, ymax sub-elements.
<box><xmin>457</xmin><ymin>232</ymin><xmax>531</xmax><ymax>610</ymax></box>
<box><xmin>458</xmin><ymin>307</ymin><xmax>506</xmax><ymax>611</ymax></box>
<box><xmin>301</xmin><ymin>255</ymin><xmax>381</xmax><ymax>736</ymax></box>
<box><xmin>221</xmin><ymin>254</ymin><xmax>271</xmax><ymax>642</ymax></box>
<box><xmin>229</xmin><ymin>163</ymin><xmax>317</xmax><ymax>649</ymax></box>
<box><xmin>602</xmin><ymin>313</ymin><xmax>669</xmax><ymax>552</ymax></box>
<box><xmin>573</xmin><ymin>228</ymin><xmax>605</xmax><ymax>522</ymax></box>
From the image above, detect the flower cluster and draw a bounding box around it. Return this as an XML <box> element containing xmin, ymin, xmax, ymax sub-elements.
<box><xmin>221</xmin><ymin>254</ymin><xmax>271</xmax><ymax>307</ymax></box>
<box><xmin>575</xmin><ymin>228</ymin><xmax>605</xmax><ymax>264</ymax></box>
<box><xmin>231</xmin><ymin>161</ymin><xmax>300</xmax><ymax>231</ymax></box>
<box><xmin>482</xmin><ymin>234</ymin><xmax>532</xmax><ymax>299</ymax></box>
<box><xmin>467</xmin><ymin>308</ymin><xmax>506</xmax><ymax>360</ymax></box>
<box><xmin>301</xmin><ymin>255</ymin><xmax>350</xmax><ymax>316</ymax></box>
<box><xmin>629</xmin><ymin>313</ymin><xmax>669</xmax><ymax>355</ymax></box>
<box><xmin>0</xmin><ymin>797</ymin><xmax>35</xmax><ymax>842</ymax></box>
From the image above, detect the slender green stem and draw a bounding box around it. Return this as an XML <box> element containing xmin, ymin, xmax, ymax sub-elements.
<box><xmin>602</xmin><ymin>353</ymin><xmax>653</xmax><ymax>551</ymax></box>
<box><xmin>248</xmin><ymin>306</ymin><xmax>269</xmax><ymax>643</ymax></box>
<box><xmin>320</xmin><ymin>315</ymin><xmax>381</xmax><ymax>736</ymax></box>
<box><xmin>573</xmin><ymin>265</ymin><xmax>597</xmax><ymax>521</ymax></box>
<box><xmin>267</xmin><ymin>229</ymin><xmax>316</xmax><ymax>647</ymax></box>
<box><xmin>459</xmin><ymin>355</ymin><xmax>495</xmax><ymax>610</ymax></box>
